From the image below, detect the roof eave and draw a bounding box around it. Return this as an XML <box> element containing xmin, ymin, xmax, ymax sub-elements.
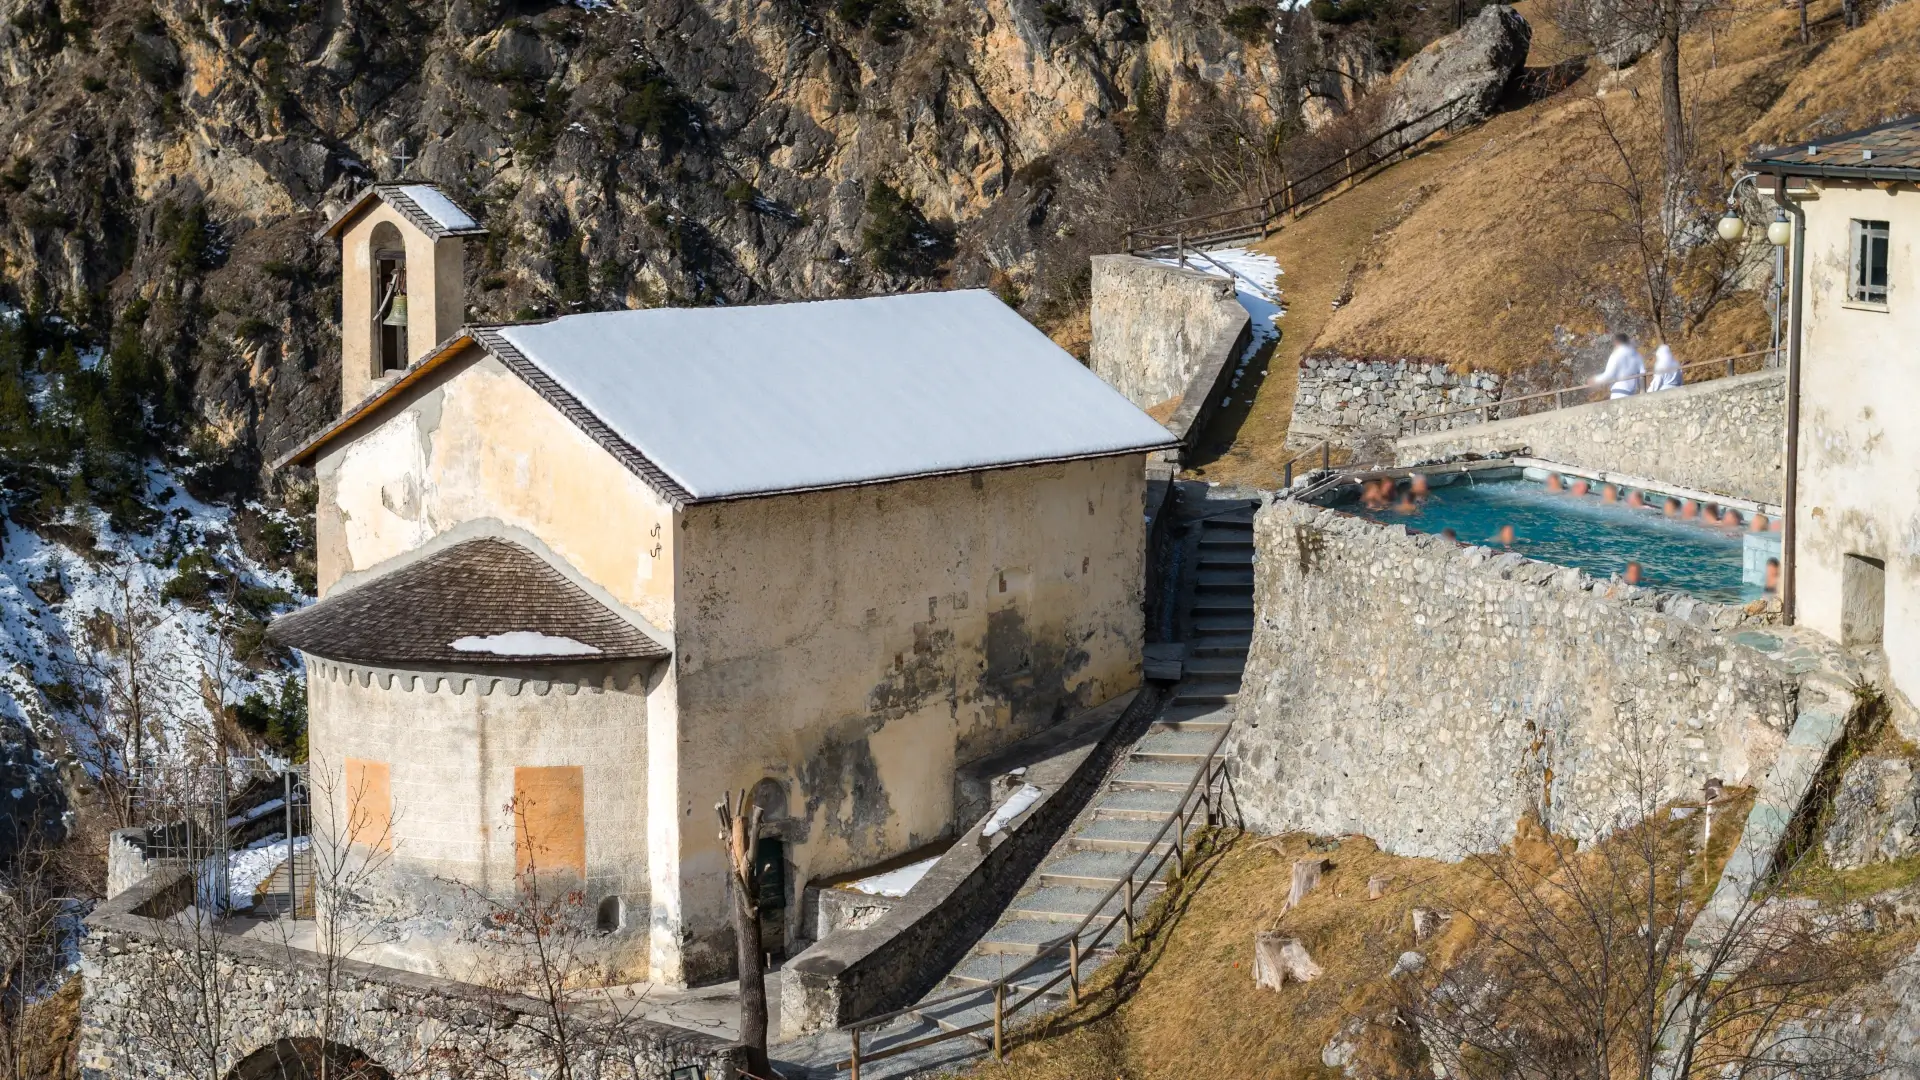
<box><xmin>1745</xmin><ymin>160</ymin><xmax>1920</xmax><ymax>183</ymax></box>
<box><xmin>315</xmin><ymin>187</ymin><xmax>384</xmax><ymax>241</ymax></box>
<box><xmin>677</xmin><ymin>440</ymin><xmax>1182</xmax><ymax>506</ymax></box>
<box><xmin>272</xmin><ymin>330</ymin><xmax>479</xmax><ymax>470</ymax></box>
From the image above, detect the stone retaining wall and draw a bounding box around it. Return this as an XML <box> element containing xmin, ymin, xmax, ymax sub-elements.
<box><xmin>80</xmin><ymin>870</ymin><xmax>744</xmax><ymax>1080</ymax></box>
<box><xmin>1228</xmin><ymin>501</ymin><xmax>1800</xmax><ymax>857</ymax></box>
<box><xmin>1288</xmin><ymin>353</ymin><xmax>1502</xmax><ymax>448</ymax></box>
<box><xmin>782</xmin><ymin>687</ymin><xmax>1160</xmax><ymax>1036</ymax></box>
<box><xmin>1089</xmin><ymin>255</ymin><xmax>1249</xmax><ymax>455</ymax></box>
<box><xmin>1395</xmin><ymin>370</ymin><xmax>1786</xmax><ymax>505</ymax></box>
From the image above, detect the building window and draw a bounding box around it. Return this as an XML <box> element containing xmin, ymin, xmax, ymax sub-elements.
<box><xmin>597</xmin><ymin>895</ymin><xmax>625</xmax><ymax>933</ymax></box>
<box><xmin>1850</xmin><ymin>219</ymin><xmax>1890</xmax><ymax>305</ymax></box>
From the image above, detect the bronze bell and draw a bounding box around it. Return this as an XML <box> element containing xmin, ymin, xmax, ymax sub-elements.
<box><xmin>383</xmin><ymin>294</ymin><xmax>409</xmax><ymax>328</ymax></box>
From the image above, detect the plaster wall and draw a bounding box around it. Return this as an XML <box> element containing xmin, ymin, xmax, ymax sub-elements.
<box><xmin>1395</xmin><ymin>370</ymin><xmax>1787</xmax><ymax>505</ymax></box>
<box><xmin>338</xmin><ymin>203</ymin><xmax>467</xmax><ymax>411</ymax></box>
<box><xmin>312</xmin><ymin>348</ymin><xmax>679</xmax><ymax>632</ymax></box>
<box><xmin>305</xmin><ymin>658</ymin><xmax>658</xmax><ymax>981</ymax></box>
<box><xmin>1229</xmin><ymin>501</ymin><xmax>1797</xmax><ymax>857</ymax></box>
<box><xmin>1791</xmin><ymin>181</ymin><xmax>1920</xmax><ymax>723</ymax></box>
<box><xmin>657</xmin><ymin>455</ymin><xmax>1148</xmax><ymax>984</ymax></box>
<box><xmin>1088</xmin><ymin>254</ymin><xmax>1248</xmax><ymax>424</ymax></box>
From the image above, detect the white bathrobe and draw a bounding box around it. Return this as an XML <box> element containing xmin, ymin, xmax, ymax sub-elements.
<box><xmin>1594</xmin><ymin>343</ymin><xmax>1646</xmax><ymax>398</ymax></box>
<box><xmin>1647</xmin><ymin>344</ymin><xmax>1682</xmax><ymax>391</ymax></box>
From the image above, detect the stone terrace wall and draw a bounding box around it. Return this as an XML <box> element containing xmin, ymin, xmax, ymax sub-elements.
<box><xmin>81</xmin><ymin>871</ymin><xmax>744</xmax><ymax>1080</ymax></box>
<box><xmin>1289</xmin><ymin>353</ymin><xmax>1502</xmax><ymax>449</ymax></box>
<box><xmin>1228</xmin><ymin>501</ymin><xmax>1799</xmax><ymax>858</ymax></box>
<box><xmin>1396</xmin><ymin>370</ymin><xmax>1786</xmax><ymax>505</ymax></box>
<box><xmin>1089</xmin><ymin>255</ymin><xmax>1249</xmax><ymax>449</ymax></box>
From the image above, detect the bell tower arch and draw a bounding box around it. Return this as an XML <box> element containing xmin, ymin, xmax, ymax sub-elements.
<box><xmin>317</xmin><ymin>183</ymin><xmax>488</xmax><ymax>413</ymax></box>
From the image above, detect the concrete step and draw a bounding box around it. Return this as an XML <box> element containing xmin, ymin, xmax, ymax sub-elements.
<box><xmin>1192</xmin><ymin>614</ymin><xmax>1254</xmax><ymax>632</ymax></box>
<box><xmin>1182</xmin><ymin>656</ymin><xmax>1247</xmax><ymax>677</ymax></box>
<box><xmin>1093</xmin><ymin>788</ymin><xmax>1186</xmax><ymax>819</ymax></box>
<box><xmin>1152</xmin><ymin>704</ymin><xmax>1233</xmax><ymax>733</ymax></box>
<box><xmin>1187</xmin><ymin>631</ymin><xmax>1251</xmax><ymax>656</ymax></box>
<box><xmin>1195</xmin><ymin>568</ymin><xmax>1254</xmax><ymax>586</ymax></box>
<box><xmin>1196</xmin><ymin>552</ymin><xmax>1254</xmax><ymax>569</ymax></box>
<box><xmin>1197</xmin><ymin>537</ymin><xmax>1254</xmax><ymax>552</ymax></box>
<box><xmin>976</xmin><ymin>917</ymin><xmax>1073</xmax><ymax>956</ymax></box>
<box><xmin>1007</xmin><ymin>885</ymin><xmax>1130</xmax><ymax>922</ymax></box>
<box><xmin>946</xmin><ymin>951</ymin><xmax>1077</xmax><ymax>999</ymax></box>
<box><xmin>1201</xmin><ymin>516</ymin><xmax>1254</xmax><ymax>529</ymax></box>
<box><xmin>1170</xmin><ymin>679</ymin><xmax>1239</xmax><ymax>706</ymax></box>
<box><xmin>1070</xmin><ymin>817</ymin><xmax>1176</xmax><ymax>853</ymax></box>
<box><xmin>1111</xmin><ymin>760</ymin><xmax>1200</xmax><ymax>791</ymax></box>
<box><xmin>1133</xmin><ymin>729</ymin><xmax>1220</xmax><ymax>762</ymax></box>
<box><xmin>1038</xmin><ymin>849</ymin><xmax>1170</xmax><ymax>889</ymax></box>
<box><xmin>1189</xmin><ymin>596</ymin><xmax>1254</xmax><ymax>614</ymax></box>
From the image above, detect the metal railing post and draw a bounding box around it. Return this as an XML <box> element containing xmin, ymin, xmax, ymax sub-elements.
<box><xmin>1175</xmin><ymin>233</ymin><xmax>1186</xmax><ymax>267</ymax></box>
<box><xmin>850</xmin><ymin>1026</ymin><xmax>861</xmax><ymax>1080</ymax></box>
<box><xmin>1123</xmin><ymin>878</ymin><xmax>1136</xmax><ymax>938</ymax></box>
<box><xmin>993</xmin><ymin>983</ymin><xmax>1005</xmax><ymax>1060</ymax></box>
<box><xmin>1321</xmin><ymin>443</ymin><xmax>1330</xmax><ymax>471</ymax></box>
<box><xmin>285</xmin><ymin>770</ymin><xmax>295</xmax><ymax>918</ymax></box>
<box><xmin>1069</xmin><ymin>936</ymin><xmax>1082</xmax><ymax>1007</ymax></box>
<box><xmin>1283</xmin><ymin>460</ymin><xmax>1293</xmax><ymax>488</ymax></box>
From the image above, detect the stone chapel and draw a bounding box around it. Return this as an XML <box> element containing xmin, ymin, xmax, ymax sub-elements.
<box><xmin>270</xmin><ymin>182</ymin><xmax>1175</xmax><ymax>986</ymax></box>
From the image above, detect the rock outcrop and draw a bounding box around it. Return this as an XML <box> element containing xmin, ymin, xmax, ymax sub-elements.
<box><xmin>0</xmin><ymin>0</ymin><xmax>1291</xmax><ymax>478</ymax></box>
<box><xmin>1824</xmin><ymin>754</ymin><xmax>1920</xmax><ymax>871</ymax></box>
<box><xmin>1385</xmin><ymin>4</ymin><xmax>1531</xmax><ymax>138</ymax></box>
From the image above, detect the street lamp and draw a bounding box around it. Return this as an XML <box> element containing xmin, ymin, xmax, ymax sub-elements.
<box><xmin>1717</xmin><ymin>210</ymin><xmax>1748</xmax><ymax>242</ymax></box>
<box><xmin>1766</xmin><ymin>210</ymin><xmax>1794</xmax><ymax>247</ymax></box>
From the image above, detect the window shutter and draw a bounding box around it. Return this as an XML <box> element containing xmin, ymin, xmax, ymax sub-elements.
<box><xmin>1850</xmin><ymin>219</ymin><xmax>1866</xmax><ymax>302</ymax></box>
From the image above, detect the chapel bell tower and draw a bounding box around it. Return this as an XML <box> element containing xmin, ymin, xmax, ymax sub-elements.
<box><xmin>317</xmin><ymin>183</ymin><xmax>488</xmax><ymax>414</ymax></box>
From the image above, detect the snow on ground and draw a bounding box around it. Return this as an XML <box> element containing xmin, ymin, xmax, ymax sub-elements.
<box><xmin>449</xmin><ymin>631</ymin><xmax>602</xmax><ymax>657</ymax></box>
<box><xmin>1156</xmin><ymin>246</ymin><xmax>1284</xmax><ymax>407</ymax></box>
<box><xmin>981</xmin><ymin>783</ymin><xmax>1045</xmax><ymax>838</ymax></box>
<box><xmin>845</xmin><ymin>855</ymin><xmax>941</xmax><ymax>898</ymax></box>
<box><xmin>221</xmin><ymin>833</ymin><xmax>310</xmax><ymax>910</ymax></box>
<box><xmin>0</xmin><ymin>462</ymin><xmax>308</xmax><ymax>787</ymax></box>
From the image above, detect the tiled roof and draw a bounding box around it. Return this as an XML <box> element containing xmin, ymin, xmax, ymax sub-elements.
<box><xmin>268</xmin><ymin>538</ymin><xmax>669</xmax><ymax>668</ymax></box>
<box><xmin>316</xmin><ymin>182</ymin><xmax>490</xmax><ymax>241</ymax></box>
<box><xmin>1745</xmin><ymin>116</ymin><xmax>1920</xmax><ymax>178</ymax></box>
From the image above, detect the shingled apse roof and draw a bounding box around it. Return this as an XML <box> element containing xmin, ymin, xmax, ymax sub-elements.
<box><xmin>487</xmin><ymin>290</ymin><xmax>1178</xmax><ymax>502</ymax></box>
<box><xmin>269</xmin><ymin>538</ymin><xmax>668</xmax><ymax>667</ymax></box>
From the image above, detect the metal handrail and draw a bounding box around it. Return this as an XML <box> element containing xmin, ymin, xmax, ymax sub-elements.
<box><xmin>838</xmin><ymin>722</ymin><xmax>1235</xmax><ymax>1076</ymax></box>
<box><xmin>1398</xmin><ymin>348</ymin><xmax>1780</xmax><ymax>436</ymax></box>
<box><xmin>1124</xmin><ymin>96</ymin><xmax>1470</xmax><ymax>252</ymax></box>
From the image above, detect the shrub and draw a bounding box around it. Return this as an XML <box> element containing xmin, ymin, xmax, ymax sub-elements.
<box><xmin>837</xmin><ymin>0</ymin><xmax>913</xmax><ymax>41</ymax></box>
<box><xmin>861</xmin><ymin>182</ymin><xmax>954</xmax><ymax>276</ymax></box>
<box><xmin>1222</xmin><ymin>4</ymin><xmax>1272</xmax><ymax>40</ymax></box>
<box><xmin>615</xmin><ymin>62</ymin><xmax>697</xmax><ymax>153</ymax></box>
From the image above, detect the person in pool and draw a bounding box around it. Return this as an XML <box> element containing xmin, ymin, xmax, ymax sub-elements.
<box><xmin>1624</xmin><ymin>561</ymin><xmax>1643</xmax><ymax>586</ymax></box>
<box><xmin>1546</xmin><ymin>473</ymin><xmax>1565</xmax><ymax>494</ymax></box>
<box><xmin>1495</xmin><ymin>524</ymin><xmax>1516</xmax><ymax>547</ymax></box>
<box><xmin>1440</xmin><ymin>528</ymin><xmax>1459</xmax><ymax>543</ymax></box>
<box><xmin>1765</xmin><ymin>557</ymin><xmax>1781</xmax><ymax>594</ymax></box>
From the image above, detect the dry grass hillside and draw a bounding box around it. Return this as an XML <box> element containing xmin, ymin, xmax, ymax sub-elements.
<box><xmin>960</xmin><ymin>790</ymin><xmax>1920</xmax><ymax>1080</ymax></box>
<box><xmin>1311</xmin><ymin>0</ymin><xmax>1920</xmax><ymax>373</ymax></box>
<box><xmin>1192</xmin><ymin>0</ymin><xmax>1920</xmax><ymax>486</ymax></box>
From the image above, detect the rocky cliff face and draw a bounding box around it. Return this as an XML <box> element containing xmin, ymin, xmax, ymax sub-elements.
<box><xmin>0</xmin><ymin>0</ymin><xmax>1290</xmax><ymax>477</ymax></box>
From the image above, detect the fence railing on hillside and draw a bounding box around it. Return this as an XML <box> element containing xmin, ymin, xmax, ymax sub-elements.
<box><xmin>1122</xmin><ymin>96</ymin><xmax>1472</xmax><ymax>255</ymax></box>
<box><xmin>835</xmin><ymin>726</ymin><xmax>1236</xmax><ymax>1078</ymax></box>
<box><xmin>1397</xmin><ymin>347</ymin><xmax>1781</xmax><ymax>437</ymax></box>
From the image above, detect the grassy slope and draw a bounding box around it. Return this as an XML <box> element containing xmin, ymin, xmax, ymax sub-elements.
<box><xmin>1194</xmin><ymin>0</ymin><xmax>1920</xmax><ymax>487</ymax></box>
<box><xmin>961</xmin><ymin>797</ymin><xmax>1779</xmax><ymax>1080</ymax></box>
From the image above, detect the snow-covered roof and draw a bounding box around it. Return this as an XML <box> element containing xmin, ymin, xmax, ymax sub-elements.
<box><xmin>317</xmin><ymin>182</ymin><xmax>489</xmax><ymax>241</ymax></box>
<box><xmin>482</xmin><ymin>291</ymin><xmax>1177</xmax><ymax>503</ymax></box>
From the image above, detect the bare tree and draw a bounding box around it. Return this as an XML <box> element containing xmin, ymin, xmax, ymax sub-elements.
<box><xmin>0</xmin><ymin>823</ymin><xmax>81</xmax><ymax>1080</ymax></box>
<box><xmin>56</xmin><ymin>568</ymin><xmax>182</xmax><ymax>825</ymax></box>
<box><xmin>1398</xmin><ymin>770</ymin><xmax>1896</xmax><ymax>1080</ymax></box>
<box><xmin>717</xmin><ymin>789</ymin><xmax>771</xmax><ymax>1078</ymax></box>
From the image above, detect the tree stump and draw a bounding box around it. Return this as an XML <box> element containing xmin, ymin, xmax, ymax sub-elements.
<box><xmin>1254</xmin><ymin>931</ymin><xmax>1324</xmax><ymax>989</ymax></box>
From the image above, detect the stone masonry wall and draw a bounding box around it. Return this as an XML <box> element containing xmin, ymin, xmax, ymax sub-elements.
<box><xmin>1395</xmin><ymin>370</ymin><xmax>1786</xmax><ymax>505</ymax></box>
<box><xmin>1228</xmin><ymin>501</ymin><xmax>1799</xmax><ymax>858</ymax></box>
<box><xmin>1089</xmin><ymin>254</ymin><xmax>1249</xmax><ymax>444</ymax></box>
<box><xmin>80</xmin><ymin>871</ymin><xmax>744</xmax><ymax>1080</ymax></box>
<box><xmin>1289</xmin><ymin>353</ymin><xmax>1502</xmax><ymax>448</ymax></box>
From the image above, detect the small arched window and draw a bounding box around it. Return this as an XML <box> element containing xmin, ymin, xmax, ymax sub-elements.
<box><xmin>597</xmin><ymin>894</ymin><xmax>625</xmax><ymax>933</ymax></box>
<box><xmin>368</xmin><ymin>221</ymin><xmax>408</xmax><ymax>376</ymax></box>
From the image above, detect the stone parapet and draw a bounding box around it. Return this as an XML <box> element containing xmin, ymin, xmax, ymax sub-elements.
<box><xmin>1089</xmin><ymin>255</ymin><xmax>1250</xmax><ymax>459</ymax></box>
<box><xmin>1395</xmin><ymin>370</ymin><xmax>1786</xmax><ymax>505</ymax></box>
<box><xmin>1229</xmin><ymin>501</ymin><xmax>1800</xmax><ymax>858</ymax></box>
<box><xmin>80</xmin><ymin>869</ymin><xmax>744</xmax><ymax>1080</ymax></box>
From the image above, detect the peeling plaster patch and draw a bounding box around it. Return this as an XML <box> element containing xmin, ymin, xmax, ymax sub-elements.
<box><xmin>336</xmin><ymin>409</ymin><xmax>434</xmax><ymax>567</ymax></box>
<box><xmin>867</xmin><ymin>619</ymin><xmax>957</xmax><ymax>721</ymax></box>
<box><xmin>797</xmin><ymin>724</ymin><xmax>896</xmax><ymax>856</ymax></box>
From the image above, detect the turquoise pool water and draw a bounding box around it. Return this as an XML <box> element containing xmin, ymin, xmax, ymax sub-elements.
<box><xmin>1344</xmin><ymin>476</ymin><xmax>1767</xmax><ymax>604</ymax></box>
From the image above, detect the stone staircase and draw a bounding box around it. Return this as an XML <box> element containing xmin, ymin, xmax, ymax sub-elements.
<box><xmin>842</xmin><ymin>500</ymin><xmax>1257</xmax><ymax>1069</ymax></box>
